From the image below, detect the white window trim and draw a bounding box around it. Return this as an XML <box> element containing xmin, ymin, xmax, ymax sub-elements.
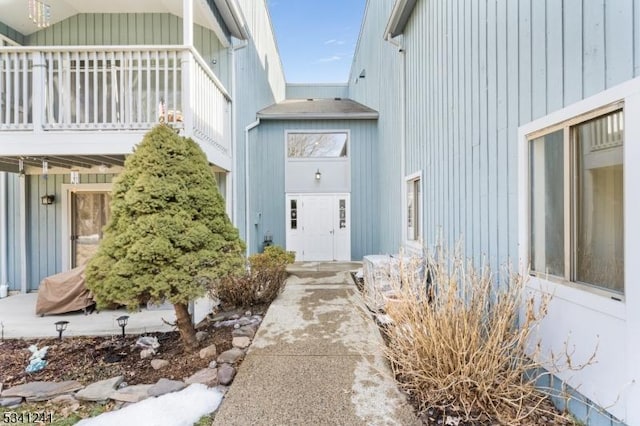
<box><xmin>403</xmin><ymin>170</ymin><xmax>423</xmax><ymax>253</ymax></box>
<box><xmin>60</xmin><ymin>183</ymin><xmax>113</xmax><ymax>272</ymax></box>
<box><xmin>518</xmin><ymin>75</ymin><xmax>640</xmax><ymax>319</ymax></box>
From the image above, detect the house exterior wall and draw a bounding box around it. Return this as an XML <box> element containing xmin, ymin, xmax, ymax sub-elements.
<box><xmin>286</xmin><ymin>84</ymin><xmax>349</xmax><ymax>99</ymax></box>
<box><xmin>233</xmin><ymin>0</ymin><xmax>286</xmax><ymax>240</ymax></box>
<box><xmin>3</xmin><ymin>173</ymin><xmax>117</xmax><ymax>293</ymax></box>
<box><xmin>23</xmin><ymin>13</ymin><xmax>231</xmax><ymax>89</ymax></box>
<box><xmin>350</xmin><ymin>0</ymin><xmax>640</xmax><ymax>423</ymax></box>
<box><xmin>0</xmin><ymin>22</ymin><xmax>25</xmax><ymax>45</ymax></box>
<box><xmin>248</xmin><ymin>119</ymin><xmax>377</xmax><ymax>260</ymax></box>
<box><xmin>348</xmin><ymin>0</ymin><xmax>403</xmax><ymax>255</ymax></box>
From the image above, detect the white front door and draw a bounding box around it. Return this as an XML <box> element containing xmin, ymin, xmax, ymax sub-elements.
<box><xmin>286</xmin><ymin>194</ymin><xmax>350</xmax><ymax>261</ymax></box>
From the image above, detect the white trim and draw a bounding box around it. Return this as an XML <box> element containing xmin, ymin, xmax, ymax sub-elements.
<box><xmin>19</xmin><ymin>174</ymin><xmax>27</xmax><ymax>293</ymax></box>
<box><xmin>403</xmin><ymin>170</ymin><xmax>422</xmax><ymax>253</ymax></box>
<box><xmin>0</xmin><ymin>173</ymin><xmax>8</xmax><ymax>288</ymax></box>
<box><xmin>518</xmin><ymin>76</ymin><xmax>640</xmax><ymax>424</ymax></box>
<box><xmin>61</xmin><ymin>183</ymin><xmax>113</xmax><ymax>272</ymax></box>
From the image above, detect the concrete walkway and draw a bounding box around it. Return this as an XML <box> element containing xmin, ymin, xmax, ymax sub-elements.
<box><xmin>213</xmin><ymin>262</ymin><xmax>419</xmax><ymax>426</ymax></box>
<box><xmin>0</xmin><ymin>293</ymin><xmax>175</xmax><ymax>339</ymax></box>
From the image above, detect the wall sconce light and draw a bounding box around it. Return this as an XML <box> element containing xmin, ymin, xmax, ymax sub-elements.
<box><xmin>359</xmin><ymin>69</ymin><xmax>366</xmax><ymax>78</ymax></box>
<box><xmin>117</xmin><ymin>315</ymin><xmax>129</xmax><ymax>338</ymax></box>
<box><xmin>41</xmin><ymin>194</ymin><xmax>55</xmax><ymax>205</ymax></box>
<box><xmin>54</xmin><ymin>320</ymin><xmax>69</xmax><ymax>340</ymax></box>
<box><xmin>315</xmin><ymin>169</ymin><xmax>321</xmax><ymax>181</ymax></box>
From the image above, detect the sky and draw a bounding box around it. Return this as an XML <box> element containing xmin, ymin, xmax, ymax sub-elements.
<box><xmin>267</xmin><ymin>0</ymin><xmax>367</xmax><ymax>84</ymax></box>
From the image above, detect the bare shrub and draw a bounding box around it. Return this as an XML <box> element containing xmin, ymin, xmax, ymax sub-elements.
<box><xmin>383</xmin><ymin>244</ymin><xmax>554</xmax><ymax>424</ymax></box>
<box><xmin>214</xmin><ymin>246</ymin><xmax>295</xmax><ymax>307</ymax></box>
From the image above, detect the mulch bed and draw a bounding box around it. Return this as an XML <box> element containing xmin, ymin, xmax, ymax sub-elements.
<box><xmin>0</xmin><ymin>305</ymin><xmax>267</xmax><ymax>389</ymax></box>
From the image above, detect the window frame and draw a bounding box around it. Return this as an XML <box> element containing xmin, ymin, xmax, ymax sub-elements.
<box><xmin>525</xmin><ymin>102</ymin><xmax>625</xmax><ymax>300</ymax></box>
<box><xmin>404</xmin><ymin>171</ymin><xmax>423</xmax><ymax>250</ymax></box>
<box><xmin>285</xmin><ymin>131</ymin><xmax>350</xmax><ymax>160</ymax></box>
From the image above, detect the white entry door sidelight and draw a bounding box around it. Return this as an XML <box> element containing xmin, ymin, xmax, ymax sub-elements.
<box><xmin>286</xmin><ymin>194</ymin><xmax>350</xmax><ymax>261</ymax></box>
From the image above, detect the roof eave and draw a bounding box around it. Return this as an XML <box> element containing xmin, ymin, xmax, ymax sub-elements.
<box><xmin>383</xmin><ymin>0</ymin><xmax>417</xmax><ymax>40</ymax></box>
<box><xmin>257</xmin><ymin>112</ymin><xmax>379</xmax><ymax>120</ymax></box>
<box><xmin>213</xmin><ymin>0</ymin><xmax>249</xmax><ymax>40</ymax></box>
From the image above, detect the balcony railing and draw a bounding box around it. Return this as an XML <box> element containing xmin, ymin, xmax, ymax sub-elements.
<box><xmin>0</xmin><ymin>45</ymin><xmax>231</xmax><ymax>155</ymax></box>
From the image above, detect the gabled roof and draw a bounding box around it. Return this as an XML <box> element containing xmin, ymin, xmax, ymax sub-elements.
<box><xmin>384</xmin><ymin>0</ymin><xmax>417</xmax><ymax>39</ymax></box>
<box><xmin>257</xmin><ymin>98</ymin><xmax>379</xmax><ymax>120</ymax></box>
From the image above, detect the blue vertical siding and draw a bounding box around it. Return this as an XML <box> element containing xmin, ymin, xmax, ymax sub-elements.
<box><xmin>350</xmin><ymin>0</ymin><xmax>640</xmax><ymax>272</ymax></box>
<box><xmin>0</xmin><ymin>21</ymin><xmax>25</xmax><ymax>45</ymax></box>
<box><xmin>286</xmin><ymin>84</ymin><xmax>349</xmax><ymax>99</ymax></box>
<box><xmin>249</xmin><ymin>119</ymin><xmax>378</xmax><ymax>260</ymax></box>
<box><xmin>22</xmin><ymin>174</ymin><xmax>116</xmax><ymax>292</ymax></box>
<box><xmin>6</xmin><ymin>174</ymin><xmax>22</xmax><ymax>291</ymax></box>
<box><xmin>233</xmin><ymin>0</ymin><xmax>287</xmax><ymax>242</ymax></box>
<box><xmin>348</xmin><ymin>0</ymin><xmax>403</xmax><ymax>254</ymax></box>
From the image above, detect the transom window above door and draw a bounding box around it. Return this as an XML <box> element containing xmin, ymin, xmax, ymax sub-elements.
<box><xmin>287</xmin><ymin>132</ymin><xmax>348</xmax><ymax>158</ymax></box>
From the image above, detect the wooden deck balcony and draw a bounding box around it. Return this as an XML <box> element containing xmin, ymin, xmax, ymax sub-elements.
<box><xmin>0</xmin><ymin>45</ymin><xmax>231</xmax><ymax>164</ymax></box>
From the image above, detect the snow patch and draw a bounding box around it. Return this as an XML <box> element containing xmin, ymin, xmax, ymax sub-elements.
<box><xmin>77</xmin><ymin>384</ymin><xmax>223</xmax><ymax>426</ymax></box>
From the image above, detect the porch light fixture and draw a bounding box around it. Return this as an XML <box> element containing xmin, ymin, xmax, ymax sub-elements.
<box><xmin>28</xmin><ymin>0</ymin><xmax>52</xmax><ymax>28</ymax></box>
<box><xmin>315</xmin><ymin>169</ymin><xmax>321</xmax><ymax>181</ymax></box>
<box><xmin>54</xmin><ymin>320</ymin><xmax>69</xmax><ymax>340</ymax></box>
<box><xmin>40</xmin><ymin>194</ymin><xmax>55</xmax><ymax>205</ymax></box>
<box><xmin>117</xmin><ymin>315</ymin><xmax>129</xmax><ymax>338</ymax></box>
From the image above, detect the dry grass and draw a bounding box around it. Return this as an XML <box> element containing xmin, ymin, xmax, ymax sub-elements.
<box><xmin>382</xmin><ymin>244</ymin><xmax>557</xmax><ymax>424</ymax></box>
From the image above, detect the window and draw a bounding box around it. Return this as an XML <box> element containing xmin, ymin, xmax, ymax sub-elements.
<box><xmin>290</xmin><ymin>199</ymin><xmax>298</xmax><ymax>230</ymax></box>
<box><xmin>529</xmin><ymin>107</ymin><xmax>624</xmax><ymax>295</ymax></box>
<box><xmin>287</xmin><ymin>132</ymin><xmax>348</xmax><ymax>158</ymax></box>
<box><xmin>406</xmin><ymin>174</ymin><xmax>421</xmax><ymax>242</ymax></box>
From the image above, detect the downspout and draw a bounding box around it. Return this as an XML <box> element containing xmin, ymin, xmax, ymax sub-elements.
<box><xmin>245</xmin><ymin>118</ymin><xmax>260</xmax><ymax>258</ymax></box>
<box><xmin>0</xmin><ymin>172</ymin><xmax>8</xmax><ymax>298</ymax></box>
<box><xmin>231</xmin><ymin>37</ymin><xmax>248</xmax><ymax>226</ymax></box>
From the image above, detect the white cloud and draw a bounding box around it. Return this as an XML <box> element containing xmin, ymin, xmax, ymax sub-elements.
<box><xmin>324</xmin><ymin>39</ymin><xmax>345</xmax><ymax>45</ymax></box>
<box><xmin>317</xmin><ymin>55</ymin><xmax>341</xmax><ymax>63</ymax></box>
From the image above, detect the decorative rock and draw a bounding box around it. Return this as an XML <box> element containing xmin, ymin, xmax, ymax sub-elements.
<box><xmin>140</xmin><ymin>348</ymin><xmax>155</xmax><ymax>359</ymax></box>
<box><xmin>244</xmin><ymin>310</ymin><xmax>252</xmax><ymax>316</ymax></box>
<box><xmin>1</xmin><ymin>381</ymin><xmax>84</xmax><ymax>402</ymax></box>
<box><xmin>150</xmin><ymin>359</ymin><xmax>170</xmax><ymax>370</ymax></box>
<box><xmin>199</xmin><ymin>344</ymin><xmax>217</xmax><ymax>359</ymax></box>
<box><xmin>238</xmin><ymin>317</ymin><xmax>252</xmax><ymax>326</ymax></box>
<box><xmin>229</xmin><ymin>314</ymin><xmax>240</xmax><ymax>320</ymax></box>
<box><xmin>217</xmin><ymin>364</ymin><xmax>236</xmax><ymax>385</ymax></box>
<box><xmin>232</xmin><ymin>325</ymin><xmax>257</xmax><ymax>338</ymax></box>
<box><xmin>0</xmin><ymin>397</ymin><xmax>22</xmax><ymax>408</ymax></box>
<box><xmin>184</xmin><ymin>368</ymin><xmax>218</xmax><ymax>387</ymax></box>
<box><xmin>217</xmin><ymin>347</ymin><xmax>245</xmax><ymax>364</ymax></box>
<box><xmin>195</xmin><ymin>331</ymin><xmax>208</xmax><ymax>342</ymax></box>
<box><xmin>208</xmin><ymin>361</ymin><xmax>218</xmax><ymax>369</ymax></box>
<box><xmin>76</xmin><ymin>376</ymin><xmax>123</xmax><ymax>402</ymax></box>
<box><xmin>233</xmin><ymin>323</ymin><xmax>240</xmax><ymax>329</ymax></box>
<box><xmin>49</xmin><ymin>394</ymin><xmax>78</xmax><ymax>406</ymax></box>
<box><xmin>110</xmin><ymin>384</ymin><xmax>154</xmax><ymax>403</ymax></box>
<box><xmin>232</xmin><ymin>336</ymin><xmax>251</xmax><ymax>349</ymax></box>
<box><xmin>147</xmin><ymin>379</ymin><xmax>185</xmax><ymax>397</ymax></box>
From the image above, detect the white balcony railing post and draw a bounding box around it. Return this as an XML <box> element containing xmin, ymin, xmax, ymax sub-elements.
<box><xmin>181</xmin><ymin>50</ymin><xmax>194</xmax><ymax>138</ymax></box>
<box><xmin>31</xmin><ymin>52</ymin><xmax>45</xmax><ymax>132</ymax></box>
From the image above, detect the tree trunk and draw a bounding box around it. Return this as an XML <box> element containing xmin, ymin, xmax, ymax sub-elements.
<box><xmin>174</xmin><ymin>302</ymin><xmax>198</xmax><ymax>352</ymax></box>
